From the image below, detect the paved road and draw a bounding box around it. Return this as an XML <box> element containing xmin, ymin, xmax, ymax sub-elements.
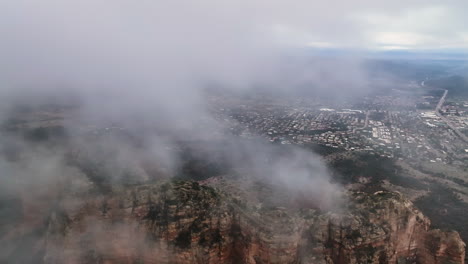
<box><xmin>434</xmin><ymin>90</ymin><xmax>468</xmax><ymax>143</ymax></box>
<box><xmin>362</xmin><ymin>110</ymin><xmax>370</xmax><ymax>129</ymax></box>
<box><xmin>435</xmin><ymin>90</ymin><xmax>448</xmax><ymax>113</ymax></box>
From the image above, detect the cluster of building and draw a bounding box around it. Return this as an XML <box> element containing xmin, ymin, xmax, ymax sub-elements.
<box><xmin>211</xmin><ymin>92</ymin><xmax>468</xmax><ymax>165</ymax></box>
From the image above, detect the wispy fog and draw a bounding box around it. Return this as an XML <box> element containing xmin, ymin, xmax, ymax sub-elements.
<box><xmin>0</xmin><ymin>0</ymin><xmax>365</xmax><ymax>201</ymax></box>
<box><xmin>1</xmin><ymin>1</ymin><xmax>457</xmax><ymax>261</ymax></box>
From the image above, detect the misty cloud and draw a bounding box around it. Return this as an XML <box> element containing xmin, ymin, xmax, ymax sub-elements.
<box><xmin>3</xmin><ymin>1</ymin><xmax>462</xmax><ymax>262</ymax></box>
<box><xmin>0</xmin><ymin>0</ymin><xmax>358</xmax><ymax>210</ymax></box>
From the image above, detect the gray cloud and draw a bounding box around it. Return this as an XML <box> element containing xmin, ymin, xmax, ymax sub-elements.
<box><xmin>1</xmin><ymin>1</ymin><xmax>464</xmax><ymax>260</ymax></box>
<box><xmin>0</xmin><ymin>0</ymin><xmax>356</xmax><ymax>199</ymax></box>
<box><xmin>6</xmin><ymin>1</ymin><xmax>461</xmax><ymax>261</ymax></box>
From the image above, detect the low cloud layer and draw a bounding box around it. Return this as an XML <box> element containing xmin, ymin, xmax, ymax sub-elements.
<box><xmin>0</xmin><ymin>0</ymin><xmax>357</xmax><ymax>212</ymax></box>
<box><xmin>3</xmin><ymin>1</ymin><xmax>461</xmax><ymax>261</ymax></box>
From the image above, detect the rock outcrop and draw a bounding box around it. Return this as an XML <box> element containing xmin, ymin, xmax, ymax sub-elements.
<box><xmin>41</xmin><ymin>181</ymin><xmax>464</xmax><ymax>264</ymax></box>
<box><xmin>303</xmin><ymin>191</ymin><xmax>465</xmax><ymax>264</ymax></box>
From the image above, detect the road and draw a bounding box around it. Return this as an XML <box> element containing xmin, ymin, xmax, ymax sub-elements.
<box><xmin>434</xmin><ymin>89</ymin><xmax>468</xmax><ymax>143</ymax></box>
<box><xmin>435</xmin><ymin>90</ymin><xmax>448</xmax><ymax>113</ymax></box>
<box><xmin>362</xmin><ymin>110</ymin><xmax>370</xmax><ymax>129</ymax></box>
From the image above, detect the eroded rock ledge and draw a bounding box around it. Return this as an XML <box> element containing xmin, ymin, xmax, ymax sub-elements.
<box><xmin>43</xmin><ymin>181</ymin><xmax>465</xmax><ymax>264</ymax></box>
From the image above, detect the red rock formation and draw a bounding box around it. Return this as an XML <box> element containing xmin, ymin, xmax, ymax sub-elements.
<box><xmin>40</xmin><ymin>182</ymin><xmax>464</xmax><ymax>264</ymax></box>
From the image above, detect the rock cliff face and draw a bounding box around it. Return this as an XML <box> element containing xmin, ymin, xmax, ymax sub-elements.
<box><xmin>303</xmin><ymin>192</ymin><xmax>465</xmax><ymax>264</ymax></box>
<box><xmin>42</xmin><ymin>181</ymin><xmax>465</xmax><ymax>264</ymax></box>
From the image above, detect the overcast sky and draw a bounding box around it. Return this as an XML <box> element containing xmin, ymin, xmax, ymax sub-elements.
<box><xmin>0</xmin><ymin>0</ymin><xmax>466</xmax><ymax>114</ymax></box>
<box><xmin>1</xmin><ymin>0</ymin><xmax>467</xmax><ymax>53</ymax></box>
<box><xmin>262</xmin><ymin>0</ymin><xmax>468</xmax><ymax>51</ymax></box>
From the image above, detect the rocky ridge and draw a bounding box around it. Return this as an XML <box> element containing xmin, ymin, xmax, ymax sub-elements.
<box><xmin>41</xmin><ymin>181</ymin><xmax>465</xmax><ymax>264</ymax></box>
